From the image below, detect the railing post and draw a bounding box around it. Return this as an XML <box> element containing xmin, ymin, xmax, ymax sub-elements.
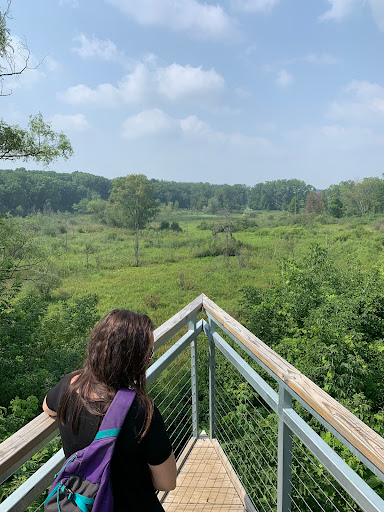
<box><xmin>208</xmin><ymin>316</ymin><xmax>216</xmax><ymax>440</ymax></box>
<box><xmin>277</xmin><ymin>384</ymin><xmax>293</xmax><ymax>512</ymax></box>
<box><xmin>190</xmin><ymin>318</ymin><xmax>199</xmax><ymax>438</ymax></box>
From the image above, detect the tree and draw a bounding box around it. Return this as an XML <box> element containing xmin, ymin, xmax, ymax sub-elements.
<box><xmin>305</xmin><ymin>191</ymin><xmax>324</xmax><ymax>214</ymax></box>
<box><xmin>0</xmin><ymin>113</ymin><xmax>73</xmax><ymax>164</ymax></box>
<box><xmin>1</xmin><ymin>1</ymin><xmax>33</xmax><ymax>96</ymax></box>
<box><xmin>288</xmin><ymin>197</ymin><xmax>300</xmax><ymax>214</ymax></box>
<box><xmin>109</xmin><ymin>174</ymin><xmax>159</xmax><ymax>266</ymax></box>
<box><xmin>328</xmin><ymin>194</ymin><xmax>343</xmax><ymax>218</ymax></box>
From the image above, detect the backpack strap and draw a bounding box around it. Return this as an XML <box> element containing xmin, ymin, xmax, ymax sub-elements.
<box><xmin>95</xmin><ymin>389</ymin><xmax>136</xmax><ymax>439</ymax></box>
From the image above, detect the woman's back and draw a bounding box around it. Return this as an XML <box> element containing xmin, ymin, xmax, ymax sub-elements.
<box><xmin>43</xmin><ymin>309</ymin><xmax>176</xmax><ymax>512</ymax></box>
<box><xmin>46</xmin><ymin>373</ymin><xmax>172</xmax><ymax>511</ymax></box>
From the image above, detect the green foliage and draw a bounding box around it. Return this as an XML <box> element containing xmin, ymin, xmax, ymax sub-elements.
<box><xmin>240</xmin><ymin>245</ymin><xmax>384</xmax><ymax>422</ymax></box>
<box><xmin>287</xmin><ymin>196</ymin><xmax>302</xmax><ymax>214</ymax></box>
<box><xmin>0</xmin><ymin>113</ymin><xmax>73</xmax><ymax>164</ymax></box>
<box><xmin>109</xmin><ymin>174</ymin><xmax>159</xmax><ymax>230</ymax></box>
<box><xmin>3</xmin><ymin>210</ymin><xmax>384</xmax><ymax>508</ymax></box>
<box><xmin>160</xmin><ymin>220</ymin><xmax>170</xmax><ymax>230</ymax></box>
<box><xmin>0</xmin><ymin>168</ymin><xmax>111</xmax><ymax>215</ymax></box>
<box><xmin>170</xmin><ymin>221</ymin><xmax>182</xmax><ymax>232</ymax></box>
<box><xmin>0</xmin><ymin>396</ymin><xmax>39</xmax><ymax>442</ymax></box>
<box><xmin>109</xmin><ymin>174</ymin><xmax>159</xmax><ymax>266</ymax></box>
<box><xmin>328</xmin><ymin>194</ymin><xmax>344</xmax><ymax>218</ymax></box>
<box><xmin>248</xmin><ymin>179</ymin><xmax>313</xmax><ymax>211</ymax></box>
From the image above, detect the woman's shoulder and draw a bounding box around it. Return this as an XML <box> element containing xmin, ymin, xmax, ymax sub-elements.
<box><xmin>45</xmin><ymin>370</ymin><xmax>81</xmax><ymax>411</ymax></box>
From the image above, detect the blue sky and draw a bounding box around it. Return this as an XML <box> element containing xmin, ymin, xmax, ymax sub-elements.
<box><xmin>1</xmin><ymin>0</ymin><xmax>384</xmax><ymax>189</ymax></box>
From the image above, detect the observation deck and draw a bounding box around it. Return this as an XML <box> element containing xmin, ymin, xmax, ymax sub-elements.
<box><xmin>1</xmin><ymin>294</ymin><xmax>384</xmax><ymax>512</ymax></box>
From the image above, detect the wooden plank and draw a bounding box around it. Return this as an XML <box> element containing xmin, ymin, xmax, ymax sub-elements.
<box><xmin>212</xmin><ymin>439</ymin><xmax>257</xmax><ymax>512</ymax></box>
<box><xmin>163</xmin><ymin>433</ymin><xmax>244</xmax><ymax>511</ymax></box>
<box><xmin>154</xmin><ymin>294</ymin><xmax>204</xmax><ymax>349</ymax></box>
<box><xmin>202</xmin><ymin>294</ymin><xmax>384</xmax><ymax>475</ymax></box>
<box><xmin>0</xmin><ymin>413</ymin><xmax>58</xmax><ymax>483</ymax></box>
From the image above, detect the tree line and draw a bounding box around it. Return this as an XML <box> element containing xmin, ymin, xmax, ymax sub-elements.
<box><xmin>0</xmin><ymin>168</ymin><xmax>111</xmax><ymax>215</ymax></box>
<box><xmin>2</xmin><ymin>169</ymin><xmax>384</xmax><ymax>218</ymax></box>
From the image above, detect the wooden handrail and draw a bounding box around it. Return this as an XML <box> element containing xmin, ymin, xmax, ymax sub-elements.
<box><xmin>154</xmin><ymin>294</ymin><xmax>203</xmax><ymax>348</ymax></box>
<box><xmin>0</xmin><ymin>413</ymin><xmax>58</xmax><ymax>484</ymax></box>
<box><xmin>202</xmin><ymin>294</ymin><xmax>384</xmax><ymax>476</ymax></box>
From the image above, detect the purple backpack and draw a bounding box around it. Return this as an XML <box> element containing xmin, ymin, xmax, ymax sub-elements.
<box><xmin>44</xmin><ymin>389</ymin><xmax>136</xmax><ymax>512</ymax></box>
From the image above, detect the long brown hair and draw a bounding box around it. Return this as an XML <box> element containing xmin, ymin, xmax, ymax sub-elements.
<box><xmin>58</xmin><ymin>309</ymin><xmax>154</xmax><ymax>438</ymax></box>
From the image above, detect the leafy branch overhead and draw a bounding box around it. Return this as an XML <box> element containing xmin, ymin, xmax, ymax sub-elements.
<box><xmin>0</xmin><ymin>113</ymin><xmax>73</xmax><ymax>164</ymax></box>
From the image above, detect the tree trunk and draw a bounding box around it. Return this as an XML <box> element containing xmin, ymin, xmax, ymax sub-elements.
<box><xmin>135</xmin><ymin>229</ymin><xmax>139</xmax><ymax>267</ymax></box>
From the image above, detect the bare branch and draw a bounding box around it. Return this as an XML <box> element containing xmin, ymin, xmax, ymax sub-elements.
<box><xmin>0</xmin><ymin>1</ymin><xmax>36</xmax><ymax>96</ymax></box>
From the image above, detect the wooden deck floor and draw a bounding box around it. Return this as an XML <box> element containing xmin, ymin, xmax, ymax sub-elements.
<box><xmin>162</xmin><ymin>433</ymin><xmax>246</xmax><ymax>511</ymax></box>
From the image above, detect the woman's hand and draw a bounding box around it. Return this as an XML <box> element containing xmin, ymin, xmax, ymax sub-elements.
<box><xmin>42</xmin><ymin>396</ymin><xmax>58</xmax><ymax>418</ymax></box>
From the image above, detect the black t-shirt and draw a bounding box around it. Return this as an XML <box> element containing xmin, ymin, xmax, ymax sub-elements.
<box><xmin>46</xmin><ymin>373</ymin><xmax>172</xmax><ymax>512</ymax></box>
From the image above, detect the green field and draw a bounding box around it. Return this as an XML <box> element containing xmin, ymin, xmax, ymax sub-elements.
<box><xmin>29</xmin><ymin>209</ymin><xmax>384</xmax><ymax>326</ymax></box>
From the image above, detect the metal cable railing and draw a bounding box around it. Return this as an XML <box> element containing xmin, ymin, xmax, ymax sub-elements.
<box><xmin>215</xmin><ymin>353</ymin><xmax>278</xmax><ymax>512</ymax></box>
<box><xmin>290</xmin><ymin>434</ymin><xmax>363</xmax><ymax>512</ymax></box>
<box><xmin>149</xmin><ymin>346</ymin><xmax>193</xmax><ymax>458</ymax></box>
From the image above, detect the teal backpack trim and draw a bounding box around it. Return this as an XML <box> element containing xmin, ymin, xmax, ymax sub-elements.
<box><xmin>94</xmin><ymin>428</ymin><xmax>120</xmax><ymax>440</ymax></box>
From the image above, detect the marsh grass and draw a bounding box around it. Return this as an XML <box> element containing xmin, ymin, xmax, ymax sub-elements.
<box><xmin>19</xmin><ymin>210</ymin><xmax>384</xmax><ymax>327</ymax></box>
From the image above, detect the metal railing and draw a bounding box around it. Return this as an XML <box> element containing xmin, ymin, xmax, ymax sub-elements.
<box><xmin>1</xmin><ymin>294</ymin><xmax>384</xmax><ymax>512</ymax></box>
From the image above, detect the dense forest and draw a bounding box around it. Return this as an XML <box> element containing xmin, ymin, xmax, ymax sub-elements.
<box><xmin>2</xmin><ymin>167</ymin><xmax>384</xmax><ymax>218</ymax></box>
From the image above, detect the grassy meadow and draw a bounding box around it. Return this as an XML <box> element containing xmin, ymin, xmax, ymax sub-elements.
<box><xmin>27</xmin><ymin>208</ymin><xmax>384</xmax><ymax>327</ymax></box>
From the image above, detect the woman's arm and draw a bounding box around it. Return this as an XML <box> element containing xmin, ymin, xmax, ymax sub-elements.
<box><xmin>148</xmin><ymin>451</ymin><xmax>177</xmax><ymax>491</ymax></box>
<box><xmin>42</xmin><ymin>396</ymin><xmax>57</xmax><ymax>418</ymax></box>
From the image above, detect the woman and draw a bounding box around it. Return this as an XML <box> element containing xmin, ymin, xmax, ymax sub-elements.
<box><xmin>43</xmin><ymin>309</ymin><xmax>176</xmax><ymax>512</ymax></box>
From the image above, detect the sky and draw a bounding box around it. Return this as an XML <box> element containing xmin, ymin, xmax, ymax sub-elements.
<box><xmin>1</xmin><ymin>0</ymin><xmax>384</xmax><ymax>189</ymax></box>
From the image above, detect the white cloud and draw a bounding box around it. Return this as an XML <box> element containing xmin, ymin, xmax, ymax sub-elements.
<box><xmin>155</xmin><ymin>64</ymin><xmax>225</xmax><ymax>102</ymax></box>
<box><xmin>179</xmin><ymin>115</ymin><xmax>211</xmax><ymax>136</ymax></box>
<box><xmin>231</xmin><ymin>0</ymin><xmax>278</xmax><ymax>13</ymax></box>
<box><xmin>72</xmin><ymin>34</ymin><xmax>122</xmax><ymax>61</ymax></box>
<box><xmin>276</xmin><ymin>69</ymin><xmax>293</xmax><ymax>87</ymax></box>
<box><xmin>122</xmin><ymin>110</ymin><xmax>270</xmax><ymax>149</ymax></box>
<box><xmin>327</xmin><ymin>80</ymin><xmax>384</xmax><ymax>124</ymax></box>
<box><xmin>58</xmin><ymin>83</ymin><xmax>121</xmax><ymax>106</ymax></box>
<box><xmin>319</xmin><ymin>0</ymin><xmax>361</xmax><ymax>22</ymax></box>
<box><xmin>319</xmin><ymin>0</ymin><xmax>384</xmax><ymax>31</ymax></box>
<box><xmin>122</xmin><ymin>109</ymin><xmax>175</xmax><ymax>139</ymax></box>
<box><xmin>369</xmin><ymin>0</ymin><xmax>384</xmax><ymax>31</ymax></box>
<box><xmin>180</xmin><ymin>114</ymin><xmax>270</xmax><ymax>147</ymax></box>
<box><xmin>58</xmin><ymin>59</ymin><xmax>225</xmax><ymax>107</ymax></box>
<box><xmin>50</xmin><ymin>114</ymin><xmax>89</xmax><ymax>132</ymax></box>
<box><xmin>106</xmin><ymin>0</ymin><xmax>236</xmax><ymax>40</ymax></box>
<box><xmin>303</xmin><ymin>53</ymin><xmax>338</xmax><ymax>65</ymax></box>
